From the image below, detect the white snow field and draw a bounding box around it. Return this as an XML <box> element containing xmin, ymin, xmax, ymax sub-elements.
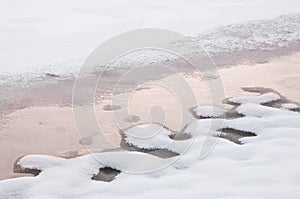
<box><xmin>1</xmin><ymin>0</ymin><xmax>300</xmax><ymax>76</ymax></box>
<box><xmin>0</xmin><ymin>92</ymin><xmax>300</xmax><ymax>198</ymax></box>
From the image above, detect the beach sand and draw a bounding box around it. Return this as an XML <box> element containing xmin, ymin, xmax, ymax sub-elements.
<box><xmin>0</xmin><ymin>52</ymin><xmax>300</xmax><ymax>180</ymax></box>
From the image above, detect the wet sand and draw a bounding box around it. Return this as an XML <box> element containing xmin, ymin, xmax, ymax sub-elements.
<box><xmin>0</xmin><ymin>52</ymin><xmax>300</xmax><ymax>180</ymax></box>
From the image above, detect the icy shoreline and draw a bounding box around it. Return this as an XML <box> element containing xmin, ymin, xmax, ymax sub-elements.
<box><xmin>1</xmin><ymin>88</ymin><xmax>300</xmax><ymax>198</ymax></box>
<box><xmin>1</xmin><ymin>13</ymin><xmax>300</xmax><ymax>123</ymax></box>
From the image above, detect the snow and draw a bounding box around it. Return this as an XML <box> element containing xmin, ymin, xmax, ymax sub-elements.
<box><xmin>196</xmin><ymin>13</ymin><xmax>300</xmax><ymax>55</ymax></box>
<box><xmin>1</xmin><ymin>96</ymin><xmax>300</xmax><ymax>198</ymax></box>
<box><xmin>281</xmin><ymin>103</ymin><xmax>299</xmax><ymax>110</ymax></box>
<box><xmin>1</xmin><ymin>1</ymin><xmax>300</xmax><ymax>76</ymax></box>
<box><xmin>188</xmin><ymin>115</ymin><xmax>300</xmax><ymax>136</ymax></box>
<box><xmin>124</xmin><ymin>123</ymin><xmax>175</xmax><ymax>150</ymax></box>
<box><xmin>17</xmin><ymin>155</ymin><xmax>67</xmax><ymax>171</ymax></box>
<box><xmin>192</xmin><ymin>105</ymin><xmax>225</xmax><ymax>118</ymax></box>
<box><xmin>236</xmin><ymin>103</ymin><xmax>299</xmax><ymax>117</ymax></box>
<box><xmin>1</xmin><ymin>1</ymin><xmax>300</xmax><ymax>197</ymax></box>
<box><xmin>228</xmin><ymin>92</ymin><xmax>281</xmax><ymax>104</ymax></box>
<box><xmin>124</xmin><ymin>124</ymin><xmax>193</xmax><ymax>154</ymax></box>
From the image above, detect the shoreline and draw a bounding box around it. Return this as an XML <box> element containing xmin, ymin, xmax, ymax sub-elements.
<box><xmin>1</xmin><ymin>44</ymin><xmax>300</xmax><ymax>124</ymax></box>
<box><xmin>0</xmin><ymin>51</ymin><xmax>300</xmax><ymax>180</ymax></box>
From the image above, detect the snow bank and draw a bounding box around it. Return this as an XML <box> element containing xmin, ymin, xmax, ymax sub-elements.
<box><xmin>1</xmin><ymin>93</ymin><xmax>300</xmax><ymax>198</ymax></box>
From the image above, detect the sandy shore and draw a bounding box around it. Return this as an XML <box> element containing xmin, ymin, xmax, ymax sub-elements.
<box><xmin>0</xmin><ymin>52</ymin><xmax>300</xmax><ymax>180</ymax></box>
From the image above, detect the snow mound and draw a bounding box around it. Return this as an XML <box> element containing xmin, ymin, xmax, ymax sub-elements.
<box><xmin>17</xmin><ymin>155</ymin><xmax>67</xmax><ymax>171</ymax></box>
<box><xmin>228</xmin><ymin>92</ymin><xmax>280</xmax><ymax>104</ymax></box>
<box><xmin>124</xmin><ymin>124</ymin><xmax>175</xmax><ymax>150</ymax></box>
<box><xmin>123</xmin><ymin>123</ymin><xmax>193</xmax><ymax>154</ymax></box>
<box><xmin>192</xmin><ymin>106</ymin><xmax>225</xmax><ymax>118</ymax></box>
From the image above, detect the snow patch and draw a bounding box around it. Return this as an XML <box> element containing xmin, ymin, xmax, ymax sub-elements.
<box><xmin>124</xmin><ymin>124</ymin><xmax>175</xmax><ymax>150</ymax></box>
<box><xmin>228</xmin><ymin>92</ymin><xmax>280</xmax><ymax>104</ymax></box>
<box><xmin>281</xmin><ymin>103</ymin><xmax>299</xmax><ymax>110</ymax></box>
<box><xmin>17</xmin><ymin>155</ymin><xmax>67</xmax><ymax>171</ymax></box>
<box><xmin>192</xmin><ymin>105</ymin><xmax>225</xmax><ymax>118</ymax></box>
<box><xmin>236</xmin><ymin>103</ymin><xmax>299</xmax><ymax>117</ymax></box>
